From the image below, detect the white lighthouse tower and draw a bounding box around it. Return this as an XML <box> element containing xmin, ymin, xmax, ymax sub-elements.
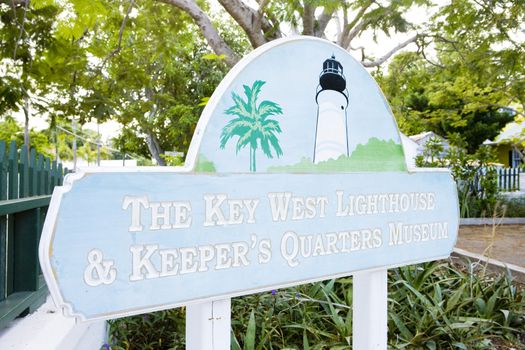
<box><xmin>313</xmin><ymin>55</ymin><xmax>349</xmax><ymax>164</ymax></box>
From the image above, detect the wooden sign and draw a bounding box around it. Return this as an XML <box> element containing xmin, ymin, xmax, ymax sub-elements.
<box><xmin>39</xmin><ymin>37</ymin><xmax>458</xmax><ymax>345</ymax></box>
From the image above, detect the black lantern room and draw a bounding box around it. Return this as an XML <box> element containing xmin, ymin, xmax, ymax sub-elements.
<box><xmin>319</xmin><ymin>55</ymin><xmax>346</xmax><ymax>93</ymax></box>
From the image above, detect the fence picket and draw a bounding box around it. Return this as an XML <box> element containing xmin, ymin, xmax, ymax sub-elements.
<box><xmin>512</xmin><ymin>168</ymin><xmax>520</xmax><ymax>191</ymax></box>
<box><xmin>44</xmin><ymin>157</ymin><xmax>50</xmax><ymax>195</ymax></box>
<box><xmin>29</xmin><ymin>148</ymin><xmax>36</xmax><ymax>197</ymax></box>
<box><xmin>19</xmin><ymin>145</ymin><xmax>29</xmax><ymax>199</ymax></box>
<box><xmin>51</xmin><ymin>160</ymin><xmax>58</xmax><ymax>189</ymax></box>
<box><xmin>511</xmin><ymin>168</ymin><xmax>515</xmax><ymax>191</ymax></box>
<box><xmin>0</xmin><ymin>141</ymin><xmax>6</xmax><ymax>302</ymax></box>
<box><xmin>6</xmin><ymin>141</ymin><xmax>18</xmax><ymax>296</ymax></box>
<box><xmin>0</xmin><ymin>141</ymin><xmax>6</xmax><ymax>200</ymax></box>
<box><xmin>37</xmin><ymin>154</ymin><xmax>44</xmax><ymax>196</ymax></box>
<box><xmin>58</xmin><ymin>163</ymin><xmax>63</xmax><ymax>186</ymax></box>
<box><xmin>8</xmin><ymin>141</ymin><xmax>18</xmax><ymax>200</ymax></box>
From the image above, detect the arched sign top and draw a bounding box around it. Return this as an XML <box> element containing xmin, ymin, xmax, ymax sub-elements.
<box><xmin>187</xmin><ymin>37</ymin><xmax>407</xmax><ymax>173</ymax></box>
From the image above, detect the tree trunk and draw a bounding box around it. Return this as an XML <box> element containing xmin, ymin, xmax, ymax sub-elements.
<box><xmin>23</xmin><ymin>96</ymin><xmax>30</xmax><ymax>148</ymax></box>
<box><xmin>302</xmin><ymin>3</ymin><xmax>314</xmax><ymax>35</ymax></box>
<box><xmin>55</xmin><ymin>127</ymin><xmax>59</xmax><ymax>162</ymax></box>
<box><xmin>159</xmin><ymin>0</ymin><xmax>239</xmax><ymax>66</ymax></box>
<box><xmin>72</xmin><ymin>120</ymin><xmax>77</xmax><ymax>171</ymax></box>
<box><xmin>146</xmin><ymin>131</ymin><xmax>166</xmax><ymax>166</ymax></box>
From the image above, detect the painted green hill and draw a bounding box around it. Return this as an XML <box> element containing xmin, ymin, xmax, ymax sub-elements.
<box><xmin>195</xmin><ymin>154</ymin><xmax>217</xmax><ymax>172</ymax></box>
<box><xmin>269</xmin><ymin>138</ymin><xmax>407</xmax><ymax>172</ymax></box>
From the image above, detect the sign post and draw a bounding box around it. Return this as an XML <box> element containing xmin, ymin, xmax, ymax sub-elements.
<box><xmin>186</xmin><ymin>300</ymin><xmax>231</xmax><ymax>349</ymax></box>
<box><xmin>353</xmin><ymin>270</ymin><xmax>388</xmax><ymax>349</ymax></box>
<box><xmin>39</xmin><ymin>37</ymin><xmax>458</xmax><ymax>349</ymax></box>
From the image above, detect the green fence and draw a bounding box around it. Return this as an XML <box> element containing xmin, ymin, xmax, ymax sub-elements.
<box><xmin>0</xmin><ymin>140</ymin><xmax>68</xmax><ymax>329</ymax></box>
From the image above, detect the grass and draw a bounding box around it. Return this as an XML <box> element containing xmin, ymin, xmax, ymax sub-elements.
<box><xmin>104</xmin><ymin>260</ymin><xmax>525</xmax><ymax>349</ymax></box>
<box><xmin>269</xmin><ymin>138</ymin><xmax>406</xmax><ymax>173</ymax></box>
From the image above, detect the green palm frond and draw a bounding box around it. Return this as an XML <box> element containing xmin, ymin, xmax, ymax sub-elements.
<box><xmin>242</xmin><ymin>84</ymin><xmax>253</xmax><ymax>109</ymax></box>
<box><xmin>236</xmin><ymin>128</ymin><xmax>256</xmax><ymax>153</ymax></box>
<box><xmin>261</xmin><ymin>119</ymin><xmax>282</xmax><ymax>133</ymax></box>
<box><xmin>258</xmin><ymin>100</ymin><xmax>283</xmax><ymax>120</ymax></box>
<box><xmin>220</xmin><ymin>117</ymin><xmax>252</xmax><ymax>149</ymax></box>
<box><xmin>225</xmin><ymin>92</ymin><xmax>252</xmax><ymax>118</ymax></box>
<box><xmin>267</xmin><ymin>131</ymin><xmax>283</xmax><ymax>157</ymax></box>
<box><xmin>260</xmin><ymin>136</ymin><xmax>272</xmax><ymax>158</ymax></box>
<box><xmin>244</xmin><ymin>81</ymin><xmax>266</xmax><ymax>113</ymax></box>
<box><xmin>260</xmin><ymin>131</ymin><xmax>283</xmax><ymax>158</ymax></box>
<box><xmin>259</xmin><ymin>118</ymin><xmax>282</xmax><ymax>158</ymax></box>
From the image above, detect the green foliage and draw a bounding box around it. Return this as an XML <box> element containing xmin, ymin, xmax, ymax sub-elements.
<box><xmin>2</xmin><ymin>0</ymin><xmax>245</xmax><ymax>164</ymax></box>
<box><xmin>377</xmin><ymin>52</ymin><xmax>515</xmax><ymax>153</ymax></box>
<box><xmin>499</xmin><ymin>197</ymin><xmax>525</xmax><ymax>218</ymax></box>
<box><xmin>0</xmin><ymin>116</ymin><xmax>53</xmax><ymax>157</ymax></box>
<box><xmin>160</xmin><ymin>154</ymin><xmax>184</xmax><ymax>167</ymax></box>
<box><xmin>220</xmin><ymin>80</ymin><xmax>284</xmax><ymax>172</ymax></box>
<box><xmin>388</xmin><ymin>262</ymin><xmax>525</xmax><ymax>349</ymax></box>
<box><xmin>264</xmin><ymin>0</ymin><xmax>427</xmax><ymax>38</ymax></box>
<box><xmin>0</xmin><ymin>0</ymin><xmax>90</xmax><ymax>133</ymax></box>
<box><xmin>416</xmin><ymin>135</ymin><xmax>500</xmax><ymax>218</ymax></box>
<box><xmin>270</xmin><ymin>138</ymin><xmax>406</xmax><ymax>172</ymax></box>
<box><xmin>82</xmin><ymin>1</ymin><xmax>242</xmax><ymax>164</ymax></box>
<box><xmin>377</xmin><ymin>0</ymin><xmax>524</xmax><ymax>154</ymax></box>
<box><xmin>422</xmin><ymin>137</ymin><xmax>445</xmax><ymax>165</ymax></box>
<box><xmin>106</xmin><ymin>308</ymin><xmax>185</xmax><ymax>350</ymax></box>
<box><xmin>0</xmin><ymin>117</ymin><xmax>22</xmax><ymax>143</ymax></box>
<box><xmin>106</xmin><ymin>261</ymin><xmax>525</xmax><ymax>349</ymax></box>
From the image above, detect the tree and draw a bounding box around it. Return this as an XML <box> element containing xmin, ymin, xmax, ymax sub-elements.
<box><xmin>3</xmin><ymin>0</ymin><xmax>250</xmax><ymax>164</ymax></box>
<box><xmin>425</xmin><ymin>0</ymin><xmax>525</xmax><ymax>114</ymax></box>
<box><xmin>377</xmin><ymin>51</ymin><xmax>515</xmax><ymax>153</ymax></box>
<box><xmin>158</xmin><ymin>0</ymin><xmax>431</xmax><ymax>68</ymax></box>
<box><xmin>0</xmin><ymin>0</ymin><xmax>58</xmax><ymax>146</ymax></box>
<box><xmin>0</xmin><ymin>116</ymin><xmax>53</xmax><ymax>156</ymax></box>
<box><xmin>220</xmin><ymin>80</ymin><xmax>283</xmax><ymax>172</ymax></box>
<box><xmin>419</xmin><ymin>0</ymin><xmax>525</xmax><ymax>155</ymax></box>
<box><xmin>0</xmin><ymin>0</ymin><xmax>98</xmax><ymax>157</ymax></box>
<box><xmin>65</xmin><ymin>0</ymin><xmax>245</xmax><ymax>164</ymax></box>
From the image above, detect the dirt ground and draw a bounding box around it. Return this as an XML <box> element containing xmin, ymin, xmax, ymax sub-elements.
<box><xmin>456</xmin><ymin>224</ymin><xmax>525</xmax><ymax>268</ymax></box>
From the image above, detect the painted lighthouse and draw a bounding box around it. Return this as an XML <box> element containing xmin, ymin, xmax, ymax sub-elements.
<box><xmin>313</xmin><ymin>55</ymin><xmax>349</xmax><ymax>164</ymax></box>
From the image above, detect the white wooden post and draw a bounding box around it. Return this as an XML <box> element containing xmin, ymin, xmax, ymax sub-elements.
<box><xmin>352</xmin><ymin>269</ymin><xmax>388</xmax><ymax>350</ymax></box>
<box><xmin>186</xmin><ymin>299</ymin><xmax>231</xmax><ymax>350</ymax></box>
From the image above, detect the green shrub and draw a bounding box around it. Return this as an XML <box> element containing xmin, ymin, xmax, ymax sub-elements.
<box><xmin>106</xmin><ymin>309</ymin><xmax>185</xmax><ymax>349</ymax></box>
<box><xmin>416</xmin><ymin>134</ymin><xmax>500</xmax><ymax>218</ymax></box>
<box><xmin>105</xmin><ymin>261</ymin><xmax>525</xmax><ymax>349</ymax></box>
<box><xmin>499</xmin><ymin>197</ymin><xmax>525</xmax><ymax>218</ymax></box>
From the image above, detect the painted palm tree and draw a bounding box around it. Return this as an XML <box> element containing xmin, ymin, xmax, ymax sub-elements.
<box><xmin>220</xmin><ymin>80</ymin><xmax>283</xmax><ymax>172</ymax></box>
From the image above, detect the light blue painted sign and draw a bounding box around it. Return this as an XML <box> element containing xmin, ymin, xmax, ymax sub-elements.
<box><xmin>39</xmin><ymin>37</ymin><xmax>459</xmax><ymax>321</ymax></box>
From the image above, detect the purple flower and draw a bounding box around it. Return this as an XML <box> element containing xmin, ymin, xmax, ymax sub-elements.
<box><xmin>102</xmin><ymin>344</ymin><xmax>110</xmax><ymax>350</ymax></box>
<box><xmin>271</xmin><ymin>289</ymin><xmax>277</xmax><ymax>295</ymax></box>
